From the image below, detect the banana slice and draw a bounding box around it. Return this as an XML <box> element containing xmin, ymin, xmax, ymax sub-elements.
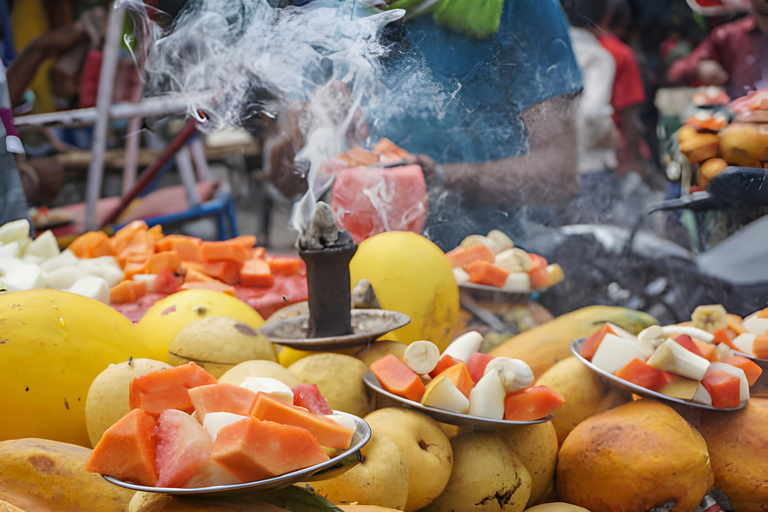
<box><xmin>484</xmin><ymin>357</ymin><xmax>534</xmax><ymax>393</ymax></box>
<box><xmin>691</xmin><ymin>305</ymin><xmax>728</xmax><ymax>333</ymax></box>
<box><xmin>404</xmin><ymin>341</ymin><xmax>440</xmax><ymax>375</ymax></box>
<box><xmin>443</xmin><ymin>331</ymin><xmax>484</xmax><ymax>364</ymax></box>
<box><xmin>460</xmin><ymin>235</ymin><xmax>488</xmax><ymax>248</ymax></box>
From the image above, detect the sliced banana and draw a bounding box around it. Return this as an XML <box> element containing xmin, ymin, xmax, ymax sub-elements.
<box><xmin>486</xmin><ymin>230</ymin><xmax>514</xmax><ymax>252</ymax></box>
<box><xmin>460</xmin><ymin>235</ymin><xmax>488</xmax><ymax>248</ymax></box>
<box><xmin>637</xmin><ymin>325</ymin><xmax>668</xmax><ymax>357</ymax></box>
<box><xmin>484</xmin><ymin>357</ymin><xmax>534</xmax><ymax>393</ymax></box>
<box><xmin>691</xmin><ymin>304</ymin><xmax>728</xmax><ymax>333</ymax></box>
<box><xmin>403</xmin><ymin>341</ymin><xmax>441</xmax><ymax>375</ymax></box>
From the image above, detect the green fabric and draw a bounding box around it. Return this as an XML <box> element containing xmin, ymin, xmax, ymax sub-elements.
<box><xmin>385</xmin><ymin>0</ymin><xmax>504</xmax><ymax>38</ymax></box>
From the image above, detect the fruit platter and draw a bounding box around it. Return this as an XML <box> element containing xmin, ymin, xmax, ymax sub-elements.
<box><xmin>448</xmin><ymin>230</ymin><xmax>564</xmax><ymax>297</ymax></box>
<box><xmin>571</xmin><ymin>305</ymin><xmax>764</xmax><ymax>410</ymax></box>
<box><xmin>364</xmin><ymin>331</ymin><xmax>565</xmax><ymax>429</ymax></box>
<box><xmin>88</xmin><ymin>362</ymin><xmax>371</xmax><ymax>496</ymax></box>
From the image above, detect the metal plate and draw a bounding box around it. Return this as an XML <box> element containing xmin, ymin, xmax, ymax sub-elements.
<box><xmin>259</xmin><ymin>309</ymin><xmax>410</xmax><ymax>350</ymax></box>
<box><xmin>458</xmin><ymin>282</ymin><xmax>537</xmax><ymax>302</ymax></box>
<box><xmin>363</xmin><ymin>371</ymin><xmax>552</xmax><ymax>430</ymax></box>
<box><xmin>570</xmin><ymin>338</ymin><xmax>747</xmax><ymax>411</ymax></box>
<box><xmin>103</xmin><ymin>411</ymin><xmax>371</xmax><ymax>497</ymax></box>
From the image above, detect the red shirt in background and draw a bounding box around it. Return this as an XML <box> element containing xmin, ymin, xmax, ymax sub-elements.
<box><xmin>668</xmin><ymin>16</ymin><xmax>768</xmax><ymax>99</ymax></box>
<box><xmin>597</xmin><ymin>33</ymin><xmax>646</xmax><ymax>122</ymax></box>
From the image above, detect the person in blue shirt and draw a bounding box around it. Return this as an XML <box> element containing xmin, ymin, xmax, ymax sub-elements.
<box><xmin>368</xmin><ymin>0</ymin><xmax>584</xmax><ymax>250</ymax></box>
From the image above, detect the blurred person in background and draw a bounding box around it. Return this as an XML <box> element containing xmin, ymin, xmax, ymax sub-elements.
<box><xmin>554</xmin><ymin>0</ymin><xmax>621</xmax><ymax>224</ymax></box>
<box><xmin>668</xmin><ymin>0</ymin><xmax>768</xmax><ymax>98</ymax></box>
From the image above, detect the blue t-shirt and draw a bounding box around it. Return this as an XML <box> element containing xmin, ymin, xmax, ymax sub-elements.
<box><xmin>374</xmin><ymin>0</ymin><xmax>582</xmax><ymax>164</ymax></box>
<box><xmin>370</xmin><ymin>0</ymin><xmax>583</xmax><ymax>250</ymax></box>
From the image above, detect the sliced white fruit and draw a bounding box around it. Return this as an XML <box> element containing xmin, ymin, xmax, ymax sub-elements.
<box><xmin>731</xmin><ymin>333</ymin><xmax>757</xmax><ymax>355</ymax></box>
<box><xmin>132</xmin><ymin>274</ymin><xmax>158</xmax><ymax>293</ymax></box>
<box><xmin>443</xmin><ymin>331</ymin><xmax>483</xmax><ymax>364</ymax></box>
<box><xmin>0</xmin><ymin>219</ymin><xmax>30</xmax><ymax>245</ymax></box>
<box><xmin>692</xmin><ymin>383</ymin><xmax>713</xmax><ymax>406</ymax></box>
<box><xmin>0</xmin><ymin>242</ymin><xmax>21</xmax><ymax>260</ymax></box>
<box><xmin>203</xmin><ymin>412</ymin><xmax>249</xmax><ymax>442</ymax></box>
<box><xmin>88</xmin><ymin>256</ymin><xmax>122</xmax><ymax>271</ymax></box>
<box><xmin>421</xmin><ymin>374</ymin><xmax>469</xmax><ymax>414</ymax></box>
<box><xmin>485</xmin><ymin>230</ymin><xmax>515</xmax><ymax>254</ymax></box>
<box><xmin>68</xmin><ymin>276</ymin><xmax>110</xmax><ymax>304</ymax></box>
<box><xmin>325</xmin><ymin>413</ymin><xmax>356</xmax><ymax>431</ymax></box>
<box><xmin>239</xmin><ymin>377</ymin><xmax>294</xmax><ymax>403</ymax></box>
<box><xmin>39</xmin><ymin>250</ymin><xmax>79</xmax><ymax>273</ymax></box>
<box><xmin>460</xmin><ymin>235</ymin><xmax>488</xmax><ymax>248</ymax></box>
<box><xmin>647</xmin><ymin>339</ymin><xmax>711</xmax><ymax>381</ymax></box>
<box><xmin>606</xmin><ymin>322</ymin><xmax>637</xmax><ymax>340</ymax></box>
<box><xmin>452</xmin><ymin>268</ymin><xmax>470</xmax><ymax>284</ymax></box>
<box><xmin>494</xmin><ymin>248</ymin><xmax>532</xmax><ymax>272</ymax></box>
<box><xmin>715</xmin><ymin>342</ymin><xmax>734</xmax><ymax>362</ymax></box>
<box><xmin>742</xmin><ymin>313</ymin><xmax>768</xmax><ymax>336</ymax></box>
<box><xmin>707</xmin><ymin>362</ymin><xmax>749</xmax><ymax>403</ymax></box>
<box><xmin>660</xmin><ymin>377</ymin><xmax>699</xmax><ymax>400</ymax></box>
<box><xmin>43</xmin><ymin>266</ymin><xmax>90</xmax><ymax>290</ymax></box>
<box><xmin>661</xmin><ymin>325</ymin><xmax>715</xmax><ymax>343</ymax></box>
<box><xmin>403</xmin><ymin>341</ymin><xmax>440</xmax><ymax>375</ymax></box>
<box><xmin>484</xmin><ymin>357</ymin><xmax>533</xmax><ymax>393</ymax></box>
<box><xmin>591</xmin><ymin>333</ymin><xmax>648</xmax><ymax>374</ymax></box>
<box><xmin>0</xmin><ymin>257</ymin><xmax>24</xmax><ymax>276</ymax></box>
<box><xmin>691</xmin><ymin>304</ymin><xmax>728</xmax><ymax>333</ymax></box>
<box><xmin>638</xmin><ymin>325</ymin><xmax>668</xmax><ymax>350</ymax></box>
<box><xmin>22</xmin><ymin>254</ymin><xmax>46</xmax><ymax>265</ymax></box>
<box><xmin>468</xmin><ymin>371</ymin><xmax>505</xmax><ymax>419</ymax></box>
<box><xmin>501</xmin><ymin>273</ymin><xmax>531</xmax><ymax>293</ymax></box>
<box><xmin>1</xmin><ymin>263</ymin><xmax>44</xmax><ymax>291</ymax></box>
<box><xmin>81</xmin><ymin>262</ymin><xmax>124</xmax><ymax>288</ymax></box>
<box><xmin>25</xmin><ymin>231</ymin><xmax>60</xmax><ymax>260</ymax></box>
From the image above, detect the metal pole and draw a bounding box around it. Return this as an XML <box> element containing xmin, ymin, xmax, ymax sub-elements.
<box><xmin>84</xmin><ymin>3</ymin><xmax>127</xmax><ymax>231</ymax></box>
<box><xmin>100</xmin><ymin>117</ymin><xmax>199</xmax><ymax>228</ymax></box>
<box><xmin>122</xmin><ymin>81</ymin><xmax>146</xmax><ymax>194</ymax></box>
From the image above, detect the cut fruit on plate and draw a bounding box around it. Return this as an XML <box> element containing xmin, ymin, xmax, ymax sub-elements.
<box><xmin>570</xmin><ymin>338</ymin><xmax>747</xmax><ymax>411</ymax></box>
<box><xmin>363</xmin><ymin>370</ymin><xmax>554</xmax><ymax>430</ymax></box>
<box><xmin>101</xmin><ymin>410</ymin><xmax>371</xmax><ymax>497</ymax></box>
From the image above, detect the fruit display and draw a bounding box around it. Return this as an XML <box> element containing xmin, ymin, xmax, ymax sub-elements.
<box><xmin>448</xmin><ymin>231</ymin><xmax>564</xmax><ymax>292</ymax></box>
<box><xmin>0</xmin><ymin>218</ymin><xmax>308</xmax><ymax>320</ymax></box>
<box><xmin>677</xmin><ymin>89</ymin><xmax>768</xmax><ymax>189</ymax></box>
<box><xmin>578</xmin><ymin>315</ymin><xmax>761</xmax><ymax>409</ymax></box>
<box><xmin>369</xmin><ymin>332</ymin><xmax>565</xmax><ymax>422</ymax></box>
<box><xmin>86</xmin><ymin>362</ymin><xmax>359</xmax><ymax>489</ymax></box>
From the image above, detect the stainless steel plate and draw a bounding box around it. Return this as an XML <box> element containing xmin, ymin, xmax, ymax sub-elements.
<box><xmin>103</xmin><ymin>411</ymin><xmax>371</xmax><ymax>497</ymax></box>
<box><xmin>363</xmin><ymin>371</ymin><xmax>552</xmax><ymax>430</ymax></box>
<box><xmin>259</xmin><ymin>309</ymin><xmax>410</xmax><ymax>350</ymax></box>
<box><xmin>571</xmin><ymin>338</ymin><xmax>747</xmax><ymax>411</ymax></box>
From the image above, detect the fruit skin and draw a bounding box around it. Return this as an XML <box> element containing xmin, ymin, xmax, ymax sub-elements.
<box><xmin>677</xmin><ymin>397</ymin><xmax>768</xmax><ymax>512</ymax></box>
<box><xmin>167</xmin><ymin>316</ymin><xmax>277</xmax><ymax>378</ymax></box>
<box><xmin>490</xmin><ymin>306</ymin><xmax>658</xmax><ymax>379</ymax></box>
<box><xmin>85</xmin><ymin>358</ymin><xmax>171</xmax><ymax>447</ymax></box>
<box><xmin>501</xmin><ymin>421</ymin><xmax>559</xmax><ymax>507</ymax></box>
<box><xmin>311</xmin><ymin>431</ymin><xmax>410</xmax><ymax>510</ymax></box>
<box><xmin>355</xmin><ymin>340</ymin><xmax>408</xmax><ymax>366</ymax></box>
<box><xmin>0</xmin><ymin>438</ymin><xmax>135</xmax><ymax>512</ymax></box>
<box><xmin>535</xmin><ymin>357</ymin><xmax>630</xmax><ymax>445</ymax></box>
<box><xmin>288</xmin><ymin>354</ymin><xmax>371</xmax><ymax>417</ymax></box>
<box><xmin>217</xmin><ymin>360</ymin><xmax>301</xmax><ymax>389</ymax></box>
<box><xmin>136</xmin><ymin>290</ymin><xmax>265</xmax><ymax>363</ymax></box>
<box><xmin>557</xmin><ymin>400</ymin><xmax>714</xmax><ymax>512</ymax></box>
<box><xmin>0</xmin><ymin>290</ymin><xmax>155</xmax><ymax>446</ymax></box>
<box><xmin>349</xmin><ymin>232</ymin><xmax>459</xmax><ymax>351</ymax></box>
<box><xmin>422</xmin><ymin>431</ymin><xmax>531</xmax><ymax>512</ymax></box>
<box><xmin>278</xmin><ymin>345</ymin><xmax>358</xmax><ymax>367</ymax></box>
<box><xmin>128</xmin><ymin>492</ymin><xmax>164</xmax><ymax>512</ymax></box>
<box><xmin>364</xmin><ymin>408</ymin><xmax>453</xmax><ymax>512</ymax></box>
<box><xmin>524</xmin><ymin>504</ymin><xmax>590</xmax><ymax>512</ymax></box>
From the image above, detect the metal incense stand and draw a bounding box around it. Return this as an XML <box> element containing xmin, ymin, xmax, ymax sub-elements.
<box><xmin>259</xmin><ymin>202</ymin><xmax>409</xmax><ymax>350</ymax></box>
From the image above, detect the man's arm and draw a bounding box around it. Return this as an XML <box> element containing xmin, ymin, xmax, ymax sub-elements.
<box><xmin>668</xmin><ymin>33</ymin><xmax>727</xmax><ymax>86</ymax></box>
<box><xmin>440</xmin><ymin>92</ymin><xmax>579</xmax><ymax>205</ymax></box>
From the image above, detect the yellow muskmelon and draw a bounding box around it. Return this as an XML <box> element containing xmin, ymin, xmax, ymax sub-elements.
<box><xmin>0</xmin><ymin>290</ymin><xmax>154</xmax><ymax>446</ymax></box>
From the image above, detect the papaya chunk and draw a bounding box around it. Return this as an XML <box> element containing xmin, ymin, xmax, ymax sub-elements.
<box><xmin>129</xmin><ymin>362</ymin><xmax>218</xmax><ymax>416</ymax></box>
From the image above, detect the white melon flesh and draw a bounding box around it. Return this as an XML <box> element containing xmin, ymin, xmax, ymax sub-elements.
<box><xmin>468</xmin><ymin>371</ymin><xmax>505</xmax><ymax>419</ymax></box>
<box><xmin>0</xmin><ymin>242</ymin><xmax>21</xmax><ymax>260</ymax></box>
<box><xmin>81</xmin><ymin>262</ymin><xmax>124</xmax><ymax>288</ymax></box>
<box><xmin>203</xmin><ymin>413</ymin><xmax>249</xmax><ymax>442</ymax></box>
<box><xmin>39</xmin><ymin>250</ymin><xmax>79</xmax><ymax>273</ymax></box>
<box><xmin>1</xmin><ymin>264</ymin><xmax>43</xmax><ymax>291</ymax></box>
<box><xmin>131</xmin><ymin>274</ymin><xmax>158</xmax><ymax>293</ymax></box>
<box><xmin>692</xmin><ymin>383</ymin><xmax>713</xmax><ymax>406</ymax></box>
<box><xmin>22</xmin><ymin>254</ymin><xmax>46</xmax><ymax>265</ymax></box>
<box><xmin>591</xmin><ymin>333</ymin><xmax>648</xmax><ymax>374</ymax></box>
<box><xmin>0</xmin><ymin>219</ymin><xmax>30</xmax><ymax>245</ymax></box>
<box><xmin>88</xmin><ymin>256</ymin><xmax>122</xmax><ymax>271</ymax></box>
<box><xmin>68</xmin><ymin>276</ymin><xmax>110</xmax><ymax>304</ymax></box>
<box><xmin>25</xmin><ymin>231</ymin><xmax>60</xmax><ymax>259</ymax></box>
<box><xmin>239</xmin><ymin>377</ymin><xmax>294</xmax><ymax>403</ymax></box>
<box><xmin>606</xmin><ymin>322</ymin><xmax>637</xmax><ymax>340</ymax></box>
<box><xmin>325</xmin><ymin>413</ymin><xmax>356</xmax><ymax>431</ymax></box>
<box><xmin>0</xmin><ymin>258</ymin><xmax>24</xmax><ymax>276</ymax></box>
<box><xmin>732</xmin><ymin>333</ymin><xmax>757</xmax><ymax>355</ymax></box>
<box><xmin>421</xmin><ymin>375</ymin><xmax>469</xmax><ymax>413</ymax></box>
<box><xmin>743</xmin><ymin>313</ymin><xmax>768</xmax><ymax>336</ymax></box>
<box><xmin>502</xmin><ymin>273</ymin><xmax>531</xmax><ymax>293</ymax></box>
<box><xmin>43</xmin><ymin>266</ymin><xmax>90</xmax><ymax>290</ymax></box>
